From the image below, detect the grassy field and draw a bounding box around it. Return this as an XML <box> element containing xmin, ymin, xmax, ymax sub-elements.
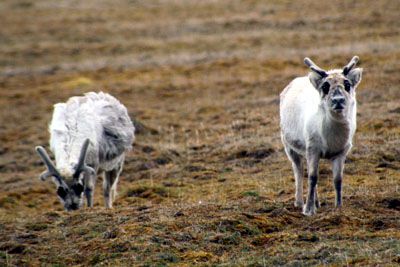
<box><xmin>0</xmin><ymin>0</ymin><xmax>399</xmax><ymax>265</ymax></box>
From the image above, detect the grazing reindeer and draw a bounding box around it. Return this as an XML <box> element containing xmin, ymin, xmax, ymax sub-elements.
<box><xmin>36</xmin><ymin>92</ymin><xmax>135</xmax><ymax>211</ymax></box>
<box><xmin>280</xmin><ymin>56</ymin><xmax>362</xmax><ymax>216</ymax></box>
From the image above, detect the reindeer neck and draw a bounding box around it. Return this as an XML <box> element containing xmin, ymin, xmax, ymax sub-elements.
<box><xmin>321</xmin><ymin>109</ymin><xmax>351</xmax><ymax>150</ymax></box>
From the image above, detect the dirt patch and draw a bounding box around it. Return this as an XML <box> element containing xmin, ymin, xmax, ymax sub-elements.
<box><xmin>227</xmin><ymin>147</ymin><xmax>275</xmax><ymax>161</ymax></box>
<box><xmin>379</xmin><ymin>198</ymin><xmax>400</xmax><ymax>211</ymax></box>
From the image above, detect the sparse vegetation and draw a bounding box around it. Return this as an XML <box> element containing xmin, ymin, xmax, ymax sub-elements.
<box><xmin>0</xmin><ymin>0</ymin><xmax>399</xmax><ymax>265</ymax></box>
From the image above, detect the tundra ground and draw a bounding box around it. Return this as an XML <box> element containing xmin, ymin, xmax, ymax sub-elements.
<box><xmin>0</xmin><ymin>0</ymin><xmax>399</xmax><ymax>265</ymax></box>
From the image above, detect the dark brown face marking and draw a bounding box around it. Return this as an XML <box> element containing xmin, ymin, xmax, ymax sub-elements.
<box><xmin>71</xmin><ymin>183</ymin><xmax>84</xmax><ymax>195</ymax></box>
<box><xmin>321</xmin><ymin>82</ymin><xmax>330</xmax><ymax>95</ymax></box>
<box><xmin>344</xmin><ymin>80</ymin><xmax>351</xmax><ymax>92</ymax></box>
<box><xmin>57</xmin><ymin>187</ymin><xmax>68</xmax><ymax>199</ymax></box>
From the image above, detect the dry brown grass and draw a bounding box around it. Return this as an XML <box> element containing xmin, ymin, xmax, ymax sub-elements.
<box><xmin>0</xmin><ymin>0</ymin><xmax>399</xmax><ymax>265</ymax></box>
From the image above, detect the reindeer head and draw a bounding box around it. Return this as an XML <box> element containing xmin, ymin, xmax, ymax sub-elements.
<box><xmin>304</xmin><ymin>56</ymin><xmax>363</xmax><ymax>119</ymax></box>
<box><xmin>35</xmin><ymin>139</ymin><xmax>95</xmax><ymax>211</ymax></box>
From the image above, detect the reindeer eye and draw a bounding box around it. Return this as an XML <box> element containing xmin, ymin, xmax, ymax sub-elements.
<box><xmin>321</xmin><ymin>82</ymin><xmax>330</xmax><ymax>95</ymax></box>
<box><xmin>57</xmin><ymin>187</ymin><xmax>68</xmax><ymax>199</ymax></box>
<box><xmin>344</xmin><ymin>80</ymin><xmax>351</xmax><ymax>92</ymax></box>
<box><xmin>71</xmin><ymin>183</ymin><xmax>84</xmax><ymax>195</ymax></box>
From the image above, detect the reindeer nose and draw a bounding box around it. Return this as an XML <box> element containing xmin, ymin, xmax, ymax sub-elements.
<box><xmin>332</xmin><ymin>96</ymin><xmax>345</xmax><ymax>109</ymax></box>
<box><xmin>332</xmin><ymin>88</ymin><xmax>345</xmax><ymax>106</ymax></box>
<box><xmin>332</xmin><ymin>97</ymin><xmax>345</xmax><ymax>105</ymax></box>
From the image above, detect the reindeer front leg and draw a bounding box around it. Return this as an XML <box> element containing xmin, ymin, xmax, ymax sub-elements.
<box><xmin>332</xmin><ymin>156</ymin><xmax>345</xmax><ymax>208</ymax></box>
<box><xmin>304</xmin><ymin>149</ymin><xmax>320</xmax><ymax>216</ymax></box>
<box><xmin>84</xmin><ymin>172</ymin><xmax>96</xmax><ymax>208</ymax></box>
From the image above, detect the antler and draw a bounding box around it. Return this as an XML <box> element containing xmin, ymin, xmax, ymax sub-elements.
<box><xmin>304</xmin><ymin>57</ymin><xmax>328</xmax><ymax>78</ymax></box>
<box><xmin>343</xmin><ymin>56</ymin><xmax>359</xmax><ymax>75</ymax></box>
<box><xmin>73</xmin><ymin>139</ymin><xmax>95</xmax><ymax>179</ymax></box>
<box><xmin>35</xmin><ymin>146</ymin><xmax>63</xmax><ymax>184</ymax></box>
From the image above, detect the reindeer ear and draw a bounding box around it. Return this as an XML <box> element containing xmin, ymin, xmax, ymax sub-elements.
<box><xmin>308</xmin><ymin>72</ymin><xmax>326</xmax><ymax>90</ymax></box>
<box><xmin>304</xmin><ymin>57</ymin><xmax>327</xmax><ymax>90</ymax></box>
<box><xmin>346</xmin><ymin>68</ymin><xmax>362</xmax><ymax>88</ymax></box>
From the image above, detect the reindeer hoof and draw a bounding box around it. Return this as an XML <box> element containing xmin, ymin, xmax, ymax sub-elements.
<box><xmin>303</xmin><ymin>205</ymin><xmax>316</xmax><ymax>216</ymax></box>
<box><xmin>294</xmin><ymin>200</ymin><xmax>304</xmax><ymax>208</ymax></box>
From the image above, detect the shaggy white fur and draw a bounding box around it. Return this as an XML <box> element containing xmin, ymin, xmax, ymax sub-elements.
<box><xmin>37</xmin><ymin>92</ymin><xmax>135</xmax><ymax>211</ymax></box>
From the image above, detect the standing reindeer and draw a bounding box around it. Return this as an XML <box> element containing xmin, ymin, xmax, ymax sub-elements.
<box><xmin>280</xmin><ymin>56</ymin><xmax>362</xmax><ymax>216</ymax></box>
<box><xmin>36</xmin><ymin>92</ymin><xmax>135</xmax><ymax>211</ymax></box>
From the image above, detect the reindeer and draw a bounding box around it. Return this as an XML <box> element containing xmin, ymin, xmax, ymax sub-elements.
<box><xmin>280</xmin><ymin>56</ymin><xmax>362</xmax><ymax>216</ymax></box>
<box><xmin>35</xmin><ymin>92</ymin><xmax>135</xmax><ymax>211</ymax></box>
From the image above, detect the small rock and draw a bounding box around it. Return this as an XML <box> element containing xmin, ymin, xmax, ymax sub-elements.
<box><xmin>174</xmin><ymin>211</ymin><xmax>184</xmax><ymax>217</ymax></box>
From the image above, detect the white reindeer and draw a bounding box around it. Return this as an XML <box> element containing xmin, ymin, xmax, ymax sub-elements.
<box><xmin>280</xmin><ymin>56</ymin><xmax>362</xmax><ymax>216</ymax></box>
<box><xmin>35</xmin><ymin>92</ymin><xmax>135</xmax><ymax>211</ymax></box>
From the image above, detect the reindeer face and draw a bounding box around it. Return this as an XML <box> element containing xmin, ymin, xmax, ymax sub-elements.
<box><xmin>319</xmin><ymin>74</ymin><xmax>356</xmax><ymax>116</ymax></box>
<box><xmin>305</xmin><ymin>56</ymin><xmax>362</xmax><ymax>118</ymax></box>
<box><xmin>35</xmin><ymin>139</ymin><xmax>95</xmax><ymax>211</ymax></box>
<box><xmin>56</xmin><ymin>177</ymin><xmax>85</xmax><ymax>211</ymax></box>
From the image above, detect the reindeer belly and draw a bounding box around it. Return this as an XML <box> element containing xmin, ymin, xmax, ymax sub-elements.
<box><xmin>320</xmin><ymin>148</ymin><xmax>345</xmax><ymax>160</ymax></box>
